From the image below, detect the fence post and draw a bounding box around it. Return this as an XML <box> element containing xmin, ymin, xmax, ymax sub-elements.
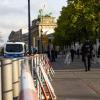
<box><xmin>1</xmin><ymin>58</ymin><xmax>13</xmax><ymax>100</ymax></box>
<box><xmin>0</xmin><ymin>60</ymin><xmax>2</xmax><ymax>100</ymax></box>
<box><xmin>12</xmin><ymin>58</ymin><xmax>20</xmax><ymax>99</ymax></box>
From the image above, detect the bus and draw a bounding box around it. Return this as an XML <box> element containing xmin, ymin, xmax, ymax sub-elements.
<box><xmin>4</xmin><ymin>42</ymin><xmax>27</xmax><ymax>58</ymax></box>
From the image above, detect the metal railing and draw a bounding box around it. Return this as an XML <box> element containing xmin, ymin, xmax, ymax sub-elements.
<box><xmin>0</xmin><ymin>54</ymin><xmax>56</xmax><ymax>100</ymax></box>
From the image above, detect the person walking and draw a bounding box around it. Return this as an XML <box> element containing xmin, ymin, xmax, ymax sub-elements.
<box><xmin>98</xmin><ymin>45</ymin><xmax>100</xmax><ymax>57</ymax></box>
<box><xmin>70</xmin><ymin>46</ymin><xmax>75</xmax><ymax>62</ymax></box>
<box><xmin>81</xmin><ymin>40</ymin><xmax>93</xmax><ymax>71</ymax></box>
<box><xmin>51</xmin><ymin>48</ymin><xmax>56</xmax><ymax>62</ymax></box>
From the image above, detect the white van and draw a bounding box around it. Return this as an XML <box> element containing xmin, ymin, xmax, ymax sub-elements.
<box><xmin>4</xmin><ymin>42</ymin><xmax>27</xmax><ymax>58</ymax></box>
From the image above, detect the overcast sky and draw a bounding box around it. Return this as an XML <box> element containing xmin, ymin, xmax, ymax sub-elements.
<box><xmin>0</xmin><ymin>0</ymin><xmax>67</xmax><ymax>42</ymax></box>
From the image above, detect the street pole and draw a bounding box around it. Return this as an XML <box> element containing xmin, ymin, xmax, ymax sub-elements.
<box><xmin>28</xmin><ymin>0</ymin><xmax>32</xmax><ymax>55</ymax></box>
<box><xmin>28</xmin><ymin>0</ymin><xmax>33</xmax><ymax>75</ymax></box>
<box><xmin>41</xmin><ymin>29</ymin><xmax>43</xmax><ymax>53</ymax></box>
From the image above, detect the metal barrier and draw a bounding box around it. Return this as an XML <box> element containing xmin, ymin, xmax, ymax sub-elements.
<box><xmin>0</xmin><ymin>54</ymin><xmax>56</xmax><ymax>100</ymax></box>
<box><xmin>1</xmin><ymin>58</ymin><xmax>13</xmax><ymax>100</ymax></box>
<box><xmin>18</xmin><ymin>59</ymin><xmax>38</xmax><ymax>100</ymax></box>
<box><xmin>0</xmin><ymin>58</ymin><xmax>22</xmax><ymax>100</ymax></box>
<box><xmin>12</xmin><ymin>59</ymin><xmax>20</xmax><ymax>99</ymax></box>
<box><xmin>33</xmin><ymin>54</ymin><xmax>56</xmax><ymax>100</ymax></box>
<box><xmin>0</xmin><ymin>60</ymin><xmax>2</xmax><ymax>100</ymax></box>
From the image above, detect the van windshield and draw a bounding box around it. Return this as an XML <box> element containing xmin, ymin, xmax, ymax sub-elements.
<box><xmin>6</xmin><ymin>44</ymin><xmax>23</xmax><ymax>52</ymax></box>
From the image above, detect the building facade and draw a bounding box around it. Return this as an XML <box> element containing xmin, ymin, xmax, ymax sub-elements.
<box><xmin>8</xmin><ymin>29</ymin><xmax>22</xmax><ymax>42</ymax></box>
<box><xmin>31</xmin><ymin>16</ymin><xmax>57</xmax><ymax>52</ymax></box>
<box><xmin>8</xmin><ymin>16</ymin><xmax>57</xmax><ymax>53</ymax></box>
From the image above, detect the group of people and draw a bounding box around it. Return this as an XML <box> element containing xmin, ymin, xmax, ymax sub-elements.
<box><xmin>67</xmin><ymin>40</ymin><xmax>97</xmax><ymax>71</ymax></box>
<box><xmin>46</xmin><ymin>40</ymin><xmax>99</xmax><ymax>72</ymax></box>
<box><xmin>46</xmin><ymin>48</ymin><xmax>58</xmax><ymax>62</ymax></box>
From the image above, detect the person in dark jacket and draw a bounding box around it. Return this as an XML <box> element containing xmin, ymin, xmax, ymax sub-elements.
<box><xmin>51</xmin><ymin>48</ymin><xmax>56</xmax><ymax>62</ymax></box>
<box><xmin>70</xmin><ymin>47</ymin><xmax>75</xmax><ymax>62</ymax></box>
<box><xmin>81</xmin><ymin>40</ymin><xmax>93</xmax><ymax>71</ymax></box>
<box><xmin>98</xmin><ymin>45</ymin><xmax>100</xmax><ymax>57</ymax></box>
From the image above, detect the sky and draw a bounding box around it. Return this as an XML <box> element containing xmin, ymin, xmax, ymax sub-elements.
<box><xmin>0</xmin><ymin>0</ymin><xmax>67</xmax><ymax>43</ymax></box>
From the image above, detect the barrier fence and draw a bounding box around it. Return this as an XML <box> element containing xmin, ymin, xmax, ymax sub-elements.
<box><xmin>0</xmin><ymin>54</ymin><xmax>56</xmax><ymax>100</ymax></box>
<box><xmin>0</xmin><ymin>61</ymin><xmax>2</xmax><ymax>100</ymax></box>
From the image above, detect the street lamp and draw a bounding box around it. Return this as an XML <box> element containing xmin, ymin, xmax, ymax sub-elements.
<box><xmin>28</xmin><ymin>0</ymin><xmax>32</xmax><ymax>55</ymax></box>
<box><xmin>41</xmin><ymin>29</ymin><xmax>43</xmax><ymax>53</ymax></box>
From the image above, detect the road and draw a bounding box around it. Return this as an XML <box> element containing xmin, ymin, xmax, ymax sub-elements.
<box><xmin>52</xmin><ymin>55</ymin><xmax>100</xmax><ymax>100</ymax></box>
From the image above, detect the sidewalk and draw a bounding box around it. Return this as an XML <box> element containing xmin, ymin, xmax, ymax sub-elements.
<box><xmin>52</xmin><ymin>55</ymin><xmax>100</xmax><ymax>100</ymax></box>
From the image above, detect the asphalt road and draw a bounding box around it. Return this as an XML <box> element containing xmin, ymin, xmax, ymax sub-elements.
<box><xmin>52</xmin><ymin>55</ymin><xmax>100</xmax><ymax>100</ymax></box>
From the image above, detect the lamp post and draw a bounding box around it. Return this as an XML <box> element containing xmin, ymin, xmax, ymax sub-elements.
<box><xmin>41</xmin><ymin>29</ymin><xmax>43</xmax><ymax>53</ymax></box>
<box><xmin>27</xmin><ymin>0</ymin><xmax>33</xmax><ymax>75</ymax></box>
<box><xmin>39</xmin><ymin>9</ymin><xmax>43</xmax><ymax>53</ymax></box>
<box><xmin>28</xmin><ymin>0</ymin><xmax>32</xmax><ymax>55</ymax></box>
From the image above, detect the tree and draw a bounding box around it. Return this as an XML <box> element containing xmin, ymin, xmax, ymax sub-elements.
<box><xmin>54</xmin><ymin>0</ymin><xmax>100</xmax><ymax>46</ymax></box>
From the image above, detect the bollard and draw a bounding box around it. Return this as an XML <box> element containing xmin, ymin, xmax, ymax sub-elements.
<box><xmin>0</xmin><ymin>61</ymin><xmax>2</xmax><ymax>100</ymax></box>
<box><xmin>18</xmin><ymin>58</ymin><xmax>24</xmax><ymax>98</ymax></box>
<box><xmin>18</xmin><ymin>59</ymin><xmax>23</xmax><ymax>79</ymax></box>
<box><xmin>34</xmin><ymin>55</ymin><xmax>41</xmax><ymax>99</ymax></box>
<box><xmin>12</xmin><ymin>58</ymin><xmax>19</xmax><ymax>99</ymax></box>
<box><xmin>31</xmin><ymin>55</ymin><xmax>34</xmax><ymax>76</ymax></box>
<box><xmin>1</xmin><ymin>58</ymin><xmax>13</xmax><ymax>100</ymax></box>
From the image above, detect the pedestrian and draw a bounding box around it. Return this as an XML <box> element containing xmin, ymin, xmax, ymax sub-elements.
<box><xmin>64</xmin><ymin>51</ymin><xmax>71</xmax><ymax>64</ymax></box>
<box><xmin>97</xmin><ymin>45</ymin><xmax>100</xmax><ymax>57</ymax></box>
<box><xmin>70</xmin><ymin>46</ymin><xmax>75</xmax><ymax>62</ymax></box>
<box><xmin>46</xmin><ymin>50</ymin><xmax>50</xmax><ymax>60</ymax></box>
<box><xmin>55</xmin><ymin>49</ymin><xmax>58</xmax><ymax>59</ymax></box>
<box><xmin>76</xmin><ymin>48</ymin><xmax>80</xmax><ymax>58</ymax></box>
<box><xmin>81</xmin><ymin>40</ymin><xmax>93</xmax><ymax>71</ymax></box>
<box><xmin>51</xmin><ymin>48</ymin><xmax>56</xmax><ymax>62</ymax></box>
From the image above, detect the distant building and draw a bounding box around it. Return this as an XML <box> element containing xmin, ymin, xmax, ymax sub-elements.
<box><xmin>8</xmin><ymin>16</ymin><xmax>57</xmax><ymax>52</ymax></box>
<box><xmin>31</xmin><ymin>16</ymin><xmax>57</xmax><ymax>51</ymax></box>
<box><xmin>8</xmin><ymin>29</ymin><xmax>22</xmax><ymax>42</ymax></box>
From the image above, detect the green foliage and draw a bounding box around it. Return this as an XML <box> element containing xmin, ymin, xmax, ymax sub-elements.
<box><xmin>54</xmin><ymin>0</ymin><xmax>100</xmax><ymax>46</ymax></box>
